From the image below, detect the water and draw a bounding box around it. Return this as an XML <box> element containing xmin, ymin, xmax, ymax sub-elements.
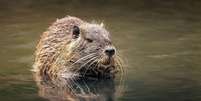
<box><xmin>0</xmin><ymin>0</ymin><xmax>201</xmax><ymax>101</ymax></box>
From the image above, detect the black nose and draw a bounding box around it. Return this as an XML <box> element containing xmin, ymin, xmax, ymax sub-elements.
<box><xmin>105</xmin><ymin>48</ymin><xmax>115</xmax><ymax>57</ymax></box>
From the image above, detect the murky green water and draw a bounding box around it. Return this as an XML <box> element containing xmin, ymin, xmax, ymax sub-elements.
<box><xmin>1</xmin><ymin>0</ymin><xmax>201</xmax><ymax>101</ymax></box>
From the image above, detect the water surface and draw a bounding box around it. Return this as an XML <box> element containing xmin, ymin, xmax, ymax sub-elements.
<box><xmin>0</xmin><ymin>0</ymin><xmax>201</xmax><ymax>101</ymax></box>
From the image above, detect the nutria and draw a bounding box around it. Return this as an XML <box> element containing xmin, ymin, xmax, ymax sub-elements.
<box><xmin>33</xmin><ymin>16</ymin><xmax>123</xmax><ymax>81</ymax></box>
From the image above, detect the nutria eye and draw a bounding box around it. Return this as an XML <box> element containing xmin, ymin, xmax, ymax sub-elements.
<box><xmin>72</xmin><ymin>26</ymin><xmax>80</xmax><ymax>39</ymax></box>
<box><xmin>86</xmin><ymin>38</ymin><xmax>93</xmax><ymax>43</ymax></box>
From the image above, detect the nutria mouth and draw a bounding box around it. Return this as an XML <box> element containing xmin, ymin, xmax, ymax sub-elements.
<box><xmin>33</xmin><ymin>16</ymin><xmax>123</xmax><ymax>80</ymax></box>
<box><xmin>61</xmin><ymin>52</ymin><xmax>120</xmax><ymax>79</ymax></box>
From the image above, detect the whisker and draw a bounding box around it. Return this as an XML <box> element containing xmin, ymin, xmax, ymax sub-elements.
<box><xmin>69</xmin><ymin>78</ymin><xmax>86</xmax><ymax>95</ymax></box>
<box><xmin>77</xmin><ymin>56</ymin><xmax>98</xmax><ymax>74</ymax></box>
<box><xmin>114</xmin><ymin>54</ymin><xmax>126</xmax><ymax>97</ymax></box>
<box><xmin>65</xmin><ymin>79</ymin><xmax>76</xmax><ymax>95</ymax></box>
<box><xmin>83</xmin><ymin>57</ymin><xmax>99</xmax><ymax>76</ymax></box>
<box><xmin>70</xmin><ymin>53</ymin><xmax>96</xmax><ymax>67</ymax></box>
<box><xmin>91</xmin><ymin>60</ymin><xmax>99</xmax><ymax>75</ymax></box>
<box><xmin>82</xmin><ymin>80</ymin><xmax>91</xmax><ymax>93</ymax></box>
<box><xmin>116</xmin><ymin>56</ymin><xmax>124</xmax><ymax>76</ymax></box>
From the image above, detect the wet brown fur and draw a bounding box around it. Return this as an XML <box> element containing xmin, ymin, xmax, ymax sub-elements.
<box><xmin>33</xmin><ymin>16</ymin><xmax>122</xmax><ymax>81</ymax></box>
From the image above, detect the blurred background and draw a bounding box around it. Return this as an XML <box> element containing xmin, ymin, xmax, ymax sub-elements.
<box><xmin>0</xmin><ymin>0</ymin><xmax>201</xmax><ymax>101</ymax></box>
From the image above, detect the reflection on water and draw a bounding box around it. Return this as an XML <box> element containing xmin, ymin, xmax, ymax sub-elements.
<box><xmin>34</xmin><ymin>73</ymin><xmax>117</xmax><ymax>101</ymax></box>
<box><xmin>1</xmin><ymin>0</ymin><xmax>201</xmax><ymax>101</ymax></box>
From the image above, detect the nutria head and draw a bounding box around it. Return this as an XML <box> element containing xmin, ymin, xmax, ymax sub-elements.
<box><xmin>58</xmin><ymin>23</ymin><xmax>122</xmax><ymax>79</ymax></box>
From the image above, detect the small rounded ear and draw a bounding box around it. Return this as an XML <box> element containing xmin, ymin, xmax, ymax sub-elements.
<box><xmin>72</xmin><ymin>25</ymin><xmax>80</xmax><ymax>39</ymax></box>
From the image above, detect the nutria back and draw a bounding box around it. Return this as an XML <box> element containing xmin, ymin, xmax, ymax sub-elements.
<box><xmin>33</xmin><ymin>16</ymin><xmax>122</xmax><ymax>80</ymax></box>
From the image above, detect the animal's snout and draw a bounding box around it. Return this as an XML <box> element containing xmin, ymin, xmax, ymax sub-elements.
<box><xmin>105</xmin><ymin>47</ymin><xmax>115</xmax><ymax>57</ymax></box>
